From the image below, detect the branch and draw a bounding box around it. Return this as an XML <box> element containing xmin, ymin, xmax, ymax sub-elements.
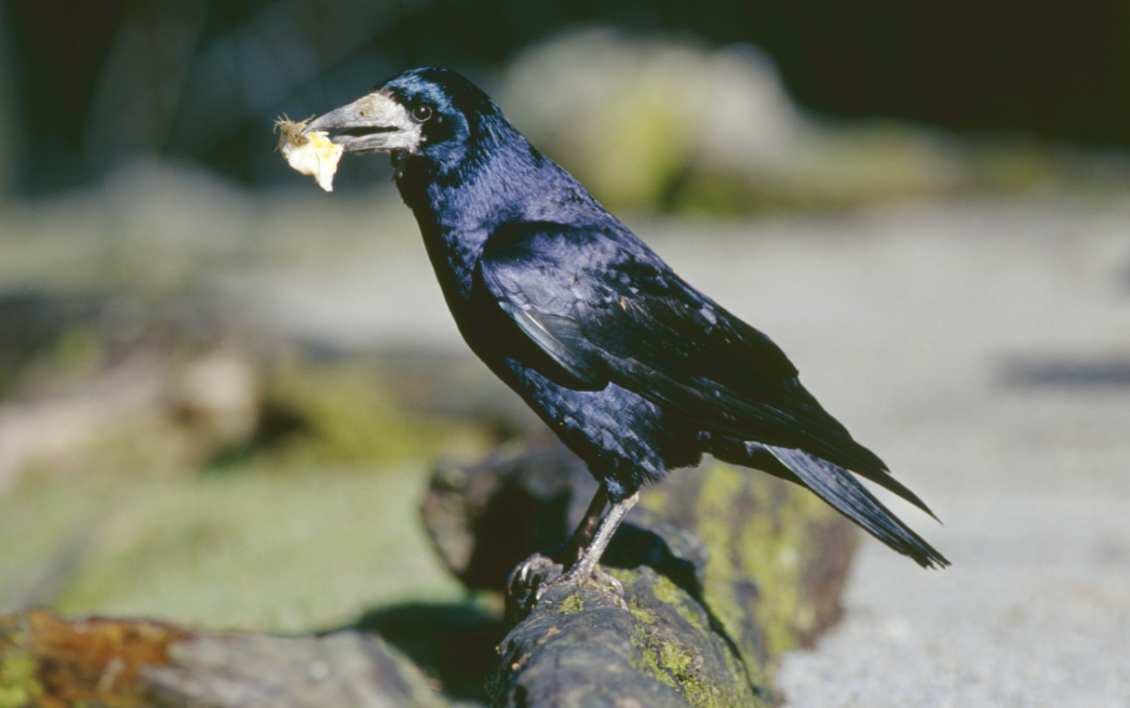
<box><xmin>423</xmin><ymin>440</ymin><xmax>860</xmax><ymax>706</ymax></box>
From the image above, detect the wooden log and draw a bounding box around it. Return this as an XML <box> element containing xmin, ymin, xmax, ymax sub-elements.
<box><xmin>0</xmin><ymin>609</ymin><xmax>452</xmax><ymax>708</ymax></box>
<box><xmin>422</xmin><ymin>440</ymin><xmax>861</xmax><ymax>707</ymax></box>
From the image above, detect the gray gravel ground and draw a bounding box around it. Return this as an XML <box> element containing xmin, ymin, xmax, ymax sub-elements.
<box><xmin>723</xmin><ymin>202</ymin><xmax>1130</xmax><ymax>708</ymax></box>
<box><xmin>236</xmin><ymin>197</ymin><xmax>1130</xmax><ymax>707</ymax></box>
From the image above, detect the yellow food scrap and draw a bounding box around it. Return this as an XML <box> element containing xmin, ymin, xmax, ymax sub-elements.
<box><xmin>275</xmin><ymin>116</ymin><xmax>343</xmax><ymax>192</ymax></box>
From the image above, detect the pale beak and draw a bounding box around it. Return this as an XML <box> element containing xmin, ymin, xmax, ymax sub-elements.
<box><xmin>303</xmin><ymin>91</ymin><xmax>422</xmax><ymax>154</ymax></box>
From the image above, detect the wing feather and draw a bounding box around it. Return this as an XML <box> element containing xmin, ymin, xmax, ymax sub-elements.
<box><xmin>479</xmin><ymin>221</ymin><xmax>935</xmax><ymax>517</ymax></box>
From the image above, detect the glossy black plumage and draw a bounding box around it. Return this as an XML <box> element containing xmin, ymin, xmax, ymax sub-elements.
<box><xmin>304</xmin><ymin>67</ymin><xmax>948</xmax><ymax>574</ymax></box>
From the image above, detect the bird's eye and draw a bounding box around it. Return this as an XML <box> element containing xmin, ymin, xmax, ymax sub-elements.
<box><xmin>412</xmin><ymin>105</ymin><xmax>433</xmax><ymax>122</ymax></box>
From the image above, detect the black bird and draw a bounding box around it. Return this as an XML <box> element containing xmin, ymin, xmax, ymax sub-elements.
<box><xmin>303</xmin><ymin>68</ymin><xmax>948</xmax><ymax>593</ymax></box>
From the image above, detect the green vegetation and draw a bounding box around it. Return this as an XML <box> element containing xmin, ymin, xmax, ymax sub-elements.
<box><xmin>0</xmin><ymin>456</ymin><xmax>468</xmax><ymax>634</ymax></box>
<box><xmin>626</xmin><ymin>575</ymin><xmax>753</xmax><ymax>708</ymax></box>
<box><xmin>555</xmin><ymin>592</ymin><xmax>584</xmax><ymax>615</ymax></box>
<box><xmin>0</xmin><ymin>650</ymin><xmax>43</xmax><ymax>708</ymax></box>
<box><xmin>0</xmin><ymin>346</ymin><xmax>485</xmax><ymax>633</ymax></box>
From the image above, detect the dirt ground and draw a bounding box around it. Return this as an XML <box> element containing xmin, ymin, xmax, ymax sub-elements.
<box><xmin>235</xmin><ymin>196</ymin><xmax>1130</xmax><ymax>707</ymax></box>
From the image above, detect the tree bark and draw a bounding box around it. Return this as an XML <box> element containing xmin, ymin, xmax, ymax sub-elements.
<box><xmin>423</xmin><ymin>440</ymin><xmax>860</xmax><ymax>707</ymax></box>
<box><xmin>0</xmin><ymin>609</ymin><xmax>453</xmax><ymax>708</ymax></box>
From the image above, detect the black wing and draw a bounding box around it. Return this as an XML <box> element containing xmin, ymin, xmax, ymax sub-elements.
<box><xmin>477</xmin><ymin>221</ymin><xmax>938</xmax><ymax>519</ymax></box>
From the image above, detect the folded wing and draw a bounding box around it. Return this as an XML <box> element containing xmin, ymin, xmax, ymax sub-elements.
<box><xmin>477</xmin><ymin>221</ymin><xmax>940</xmax><ymax>523</ymax></box>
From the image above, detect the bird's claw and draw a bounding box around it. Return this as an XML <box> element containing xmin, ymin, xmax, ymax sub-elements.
<box><xmin>533</xmin><ymin>564</ymin><xmax>624</xmax><ymax>601</ymax></box>
<box><xmin>507</xmin><ymin>552</ymin><xmax>628</xmax><ymax>621</ymax></box>
<box><xmin>506</xmin><ymin>552</ymin><xmax>562</xmax><ymax>598</ymax></box>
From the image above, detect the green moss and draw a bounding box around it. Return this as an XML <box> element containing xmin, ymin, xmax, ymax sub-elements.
<box><xmin>556</xmin><ymin>593</ymin><xmax>584</xmax><ymax>615</ymax></box>
<box><xmin>692</xmin><ymin>463</ymin><xmax>747</xmax><ymax>648</ymax></box>
<box><xmin>660</xmin><ymin>642</ymin><xmax>724</xmax><ymax>708</ymax></box>
<box><xmin>262</xmin><ymin>353</ymin><xmax>450</xmax><ymax>466</ymax></box>
<box><xmin>625</xmin><ymin>565</ymin><xmax>749</xmax><ymax>708</ymax></box>
<box><xmin>694</xmin><ymin>460</ymin><xmax>840</xmax><ymax>695</ymax></box>
<box><xmin>606</xmin><ymin>566</ymin><xmax>639</xmax><ymax>587</ymax></box>
<box><xmin>683</xmin><ymin>681</ymin><xmax>723</xmax><ymax>708</ymax></box>
<box><xmin>650</xmin><ymin>573</ymin><xmax>703</xmax><ymax>632</ymax></box>
<box><xmin>736</xmin><ymin>473</ymin><xmax>833</xmax><ymax>656</ymax></box>
<box><xmin>691</xmin><ymin>459</ymin><xmax>846</xmax><ymax>662</ymax></box>
<box><xmin>629</xmin><ymin>621</ymin><xmax>677</xmax><ymax>690</ymax></box>
<box><xmin>658</xmin><ymin>642</ymin><xmax>691</xmax><ymax>674</ymax></box>
<box><xmin>629</xmin><ymin>615</ymin><xmax>730</xmax><ymax>708</ymax></box>
<box><xmin>0</xmin><ymin>462</ymin><xmax>463</xmax><ymax>633</ymax></box>
<box><xmin>0</xmin><ymin>650</ymin><xmax>43</xmax><ymax>708</ymax></box>
<box><xmin>628</xmin><ymin>601</ymin><xmax>658</xmax><ymax>626</ymax></box>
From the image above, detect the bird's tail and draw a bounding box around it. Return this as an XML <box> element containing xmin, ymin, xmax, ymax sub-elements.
<box><xmin>765</xmin><ymin>445</ymin><xmax>950</xmax><ymax>569</ymax></box>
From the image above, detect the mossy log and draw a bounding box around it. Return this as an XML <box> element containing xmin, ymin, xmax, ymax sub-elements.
<box><xmin>0</xmin><ymin>442</ymin><xmax>858</xmax><ymax>708</ymax></box>
<box><xmin>0</xmin><ymin>609</ymin><xmax>452</xmax><ymax>708</ymax></box>
<box><xmin>422</xmin><ymin>440</ymin><xmax>860</xmax><ymax>707</ymax></box>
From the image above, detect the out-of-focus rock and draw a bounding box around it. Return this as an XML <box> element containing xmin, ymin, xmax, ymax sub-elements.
<box><xmin>0</xmin><ymin>347</ymin><xmax>266</xmax><ymax>493</ymax></box>
<box><xmin>501</xmin><ymin>28</ymin><xmax>1108</xmax><ymax>213</ymax></box>
<box><xmin>167</xmin><ymin>353</ymin><xmax>261</xmax><ymax>451</ymax></box>
<box><xmin>501</xmin><ymin>28</ymin><xmax>805</xmax><ymax>210</ymax></box>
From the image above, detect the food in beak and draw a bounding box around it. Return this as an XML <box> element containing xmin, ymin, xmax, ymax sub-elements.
<box><xmin>275</xmin><ymin>117</ymin><xmax>344</xmax><ymax>192</ymax></box>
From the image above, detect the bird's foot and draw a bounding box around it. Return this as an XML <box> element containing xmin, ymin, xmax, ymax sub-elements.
<box><xmin>537</xmin><ymin>562</ymin><xmax>625</xmax><ymax>601</ymax></box>
<box><xmin>506</xmin><ymin>551</ymin><xmax>563</xmax><ymax>598</ymax></box>
<box><xmin>506</xmin><ymin>552</ymin><xmax>626</xmax><ymax>621</ymax></box>
<box><xmin>506</xmin><ymin>490</ymin><xmax>638</xmax><ymax>619</ymax></box>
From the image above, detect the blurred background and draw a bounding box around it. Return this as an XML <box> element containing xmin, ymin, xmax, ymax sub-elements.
<box><xmin>2</xmin><ymin>1</ymin><xmax>1129</xmax><ymax>706</ymax></box>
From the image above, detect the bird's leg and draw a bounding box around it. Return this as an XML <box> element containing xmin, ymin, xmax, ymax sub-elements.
<box><xmin>507</xmin><ymin>486</ymin><xmax>608</xmax><ymax>593</ymax></box>
<box><xmin>566</xmin><ymin>484</ymin><xmax>609</xmax><ymax>560</ymax></box>
<box><xmin>536</xmin><ymin>490</ymin><xmax>640</xmax><ymax>600</ymax></box>
<box><xmin>507</xmin><ymin>486</ymin><xmax>641</xmax><ymax>606</ymax></box>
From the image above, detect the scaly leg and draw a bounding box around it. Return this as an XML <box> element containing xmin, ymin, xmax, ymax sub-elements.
<box><xmin>508</xmin><ymin>485</ymin><xmax>607</xmax><ymax>592</ymax></box>
<box><xmin>536</xmin><ymin>490</ymin><xmax>639</xmax><ymax>599</ymax></box>
<box><xmin>508</xmin><ymin>486</ymin><xmax>640</xmax><ymax>601</ymax></box>
<box><xmin>568</xmin><ymin>484</ymin><xmax>609</xmax><ymax>559</ymax></box>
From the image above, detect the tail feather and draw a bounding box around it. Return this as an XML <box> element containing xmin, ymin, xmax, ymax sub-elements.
<box><xmin>847</xmin><ymin>457</ymin><xmax>941</xmax><ymax>523</ymax></box>
<box><xmin>766</xmin><ymin>445</ymin><xmax>949</xmax><ymax>569</ymax></box>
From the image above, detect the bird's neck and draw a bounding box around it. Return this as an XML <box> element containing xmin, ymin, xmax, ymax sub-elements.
<box><xmin>395</xmin><ymin>137</ymin><xmax>560</xmax><ymax>288</ymax></box>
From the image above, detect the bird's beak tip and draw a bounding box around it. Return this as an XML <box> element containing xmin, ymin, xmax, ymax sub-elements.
<box><xmin>301</xmin><ymin>109</ymin><xmax>345</xmax><ymax>136</ymax></box>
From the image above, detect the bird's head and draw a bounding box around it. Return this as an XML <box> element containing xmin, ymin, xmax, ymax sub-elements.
<box><xmin>303</xmin><ymin>67</ymin><xmax>508</xmax><ymax>171</ymax></box>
